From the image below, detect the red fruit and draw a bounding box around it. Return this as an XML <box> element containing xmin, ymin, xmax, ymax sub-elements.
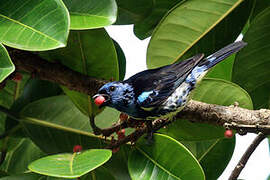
<box><xmin>73</xmin><ymin>145</ymin><xmax>83</xmax><ymax>153</ymax></box>
<box><xmin>116</xmin><ymin>129</ymin><xmax>125</xmax><ymax>135</ymax></box>
<box><xmin>117</xmin><ymin>129</ymin><xmax>126</xmax><ymax>140</ymax></box>
<box><xmin>12</xmin><ymin>72</ymin><xmax>23</xmax><ymax>82</ymax></box>
<box><xmin>224</xmin><ymin>130</ymin><xmax>234</xmax><ymax>138</ymax></box>
<box><xmin>94</xmin><ymin>95</ymin><xmax>105</xmax><ymax>106</ymax></box>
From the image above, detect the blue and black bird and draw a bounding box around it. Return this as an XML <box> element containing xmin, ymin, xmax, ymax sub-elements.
<box><xmin>93</xmin><ymin>41</ymin><xmax>247</xmax><ymax>137</ymax></box>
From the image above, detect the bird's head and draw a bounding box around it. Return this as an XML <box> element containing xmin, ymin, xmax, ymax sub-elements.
<box><xmin>93</xmin><ymin>82</ymin><xmax>134</xmax><ymax>109</ymax></box>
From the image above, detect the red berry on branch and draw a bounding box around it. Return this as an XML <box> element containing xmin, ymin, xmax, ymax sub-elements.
<box><xmin>94</xmin><ymin>96</ymin><xmax>105</xmax><ymax>106</ymax></box>
<box><xmin>224</xmin><ymin>130</ymin><xmax>234</xmax><ymax>138</ymax></box>
<box><xmin>12</xmin><ymin>72</ymin><xmax>23</xmax><ymax>82</ymax></box>
<box><xmin>117</xmin><ymin>129</ymin><xmax>126</xmax><ymax>140</ymax></box>
<box><xmin>73</xmin><ymin>145</ymin><xmax>83</xmax><ymax>153</ymax></box>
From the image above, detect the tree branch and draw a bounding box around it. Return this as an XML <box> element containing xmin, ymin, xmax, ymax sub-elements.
<box><xmin>228</xmin><ymin>133</ymin><xmax>266</xmax><ymax>180</ymax></box>
<box><xmin>7</xmin><ymin>48</ymin><xmax>106</xmax><ymax>96</ymax></box>
<box><xmin>6</xmin><ymin>48</ymin><xmax>270</xmax><ymax>147</ymax></box>
<box><xmin>179</xmin><ymin>100</ymin><xmax>270</xmax><ymax>134</ymax></box>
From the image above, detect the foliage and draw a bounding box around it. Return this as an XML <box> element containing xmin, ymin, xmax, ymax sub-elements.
<box><xmin>0</xmin><ymin>0</ymin><xmax>269</xmax><ymax>179</ymax></box>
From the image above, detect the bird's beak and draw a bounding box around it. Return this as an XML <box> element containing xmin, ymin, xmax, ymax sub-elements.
<box><xmin>92</xmin><ymin>94</ymin><xmax>111</xmax><ymax>108</ymax></box>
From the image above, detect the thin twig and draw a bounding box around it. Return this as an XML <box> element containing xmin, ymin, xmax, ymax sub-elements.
<box><xmin>105</xmin><ymin>118</ymin><xmax>170</xmax><ymax>149</ymax></box>
<box><xmin>228</xmin><ymin>133</ymin><xmax>267</xmax><ymax>180</ymax></box>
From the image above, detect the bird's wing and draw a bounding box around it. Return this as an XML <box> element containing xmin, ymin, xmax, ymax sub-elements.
<box><xmin>125</xmin><ymin>54</ymin><xmax>204</xmax><ymax>109</ymax></box>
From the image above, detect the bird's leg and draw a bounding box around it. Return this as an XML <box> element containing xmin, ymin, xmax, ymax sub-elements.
<box><xmin>145</xmin><ymin>120</ymin><xmax>154</xmax><ymax>144</ymax></box>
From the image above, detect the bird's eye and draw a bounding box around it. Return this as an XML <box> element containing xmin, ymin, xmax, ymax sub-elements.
<box><xmin>109</xmin><ymin>86</ymin><xmax>116</xmax><ymax>92</ymax></box>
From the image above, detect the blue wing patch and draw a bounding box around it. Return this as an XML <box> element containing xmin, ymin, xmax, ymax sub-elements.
<box><xmin>185</xmin><ymin>65</ymin><xmax>207</xmax><ymax>84</ymax></box>
<box><xmin>138</xmin><ymin>91</ymin><xmax>153</xmax><ymax>103</ymax></box>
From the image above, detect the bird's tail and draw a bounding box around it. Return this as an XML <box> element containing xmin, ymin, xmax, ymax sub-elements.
<box><xmin>198</xmin><ymin>41</ymin><xmax>247</xmax><ymax>69</ymax></box>
<box><xmin>185</xmin><ymin>41</ymin><xmax>247</xmax><ymax>85</ymax></box>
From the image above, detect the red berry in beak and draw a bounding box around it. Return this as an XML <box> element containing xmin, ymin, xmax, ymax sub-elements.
<box><xmin>94</xmin><ymin>95</ymin><xmax>106</xmax><ymax>106</ymax></box>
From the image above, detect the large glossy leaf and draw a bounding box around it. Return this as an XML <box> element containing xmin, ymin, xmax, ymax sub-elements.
<box><xmin>147</xmin><ymin>0</ymin><xmax>248</xmax><ymax>68</ymax></box>
<box><xmin>104</xmin><ymin>146</ymin><xmax>131</xmax><ymax>180</ymax></box>
<box><xmin>205</xmin><ymin>55</ymin><xmax>235</xmax><ymax>81</ymax></box>
<box><xmin>40</xmin><ymin>29</ymin><xmax>118</xmax><ymax>116</ymax></box>
<box><xmin>0</xmin><ymin>44</ymin><xmax>14</xmax><ymax>83</ymax></box>
<box><xmin>0</xmin><ymin>173</ymin><xmax>43</xmax><ymax>180</ymax></box>
<box><xmin>5</xmin><ymin>79</ymin><xmax>62</xmax><ymax>137</ymax></box>
<box><xmin>160</xmin><ymin>78</ymin><xmax>253</xmax><ymax>140</ymax></box>
<box><xmin>115</xmin><ymin>0</ymin><xmax>153</xmax><ymax>25</ymax></box>
<box><xmin>29</xmin><ymin>149</ymin><xmax>112</xmax><ymax>178</ymax></box>
<box><xmin>0</xmin><ymin>72</ymin><xmax>30</xmax><ymax>107</ymax></box>
<box><xmin>134</xmin><ymin>0</ymin><xmax>183</xmax><ymax>40</ymax></box>
<box><xmin>0</xmin><ymin>138</ymin><xmax>44</xmax><ymax>174</ymax></box>
<box><xmin>10</xmin><ymin>166</ymin><xmax>116</xmax><ymax>180</ymax></box>
<box><xmin>20</xmin><ymin>95</ymin><xmax>103</xmax><ymax>153</ymax></box>
<box><xmin>250</xmin><ymin>0</ymin><xmax>270</xmax><ymax>21</ymax></box>
<box><xmin>0</xmin><ymin>73</ymin><xmax>29</xmax><ymax>133</ymax></box>
<box><xmin>113</xmin><ymin>39</ymin><xmax>126</xmax><ymax>80</ymax></box>
<box><xmin>19</xmin><ymin>95</ymin><xmax>121</xmax><ymax>153</ymax></box>
<box><xmin>128</xmin><ymin>134</ymin><xmax>205</xmax><ymax>180</ymax></box>
<box><xmin>0</xmin><ymin>0</ymin><xmax>69</xmax><ymax>51</ymax></box>
<box><xmin>232</xmin><ymin>7</ymin><xmax>270</xmax><ymax>109</ymax></box>
<box><xmin>95</xmin><ymin>107</ymin><xmax>120</xmax><ymax>129</ymax></box>
<box><xmin>0</xmin><ymin>174</ymin><xmax>78</xmax><ymax>180</ymax></box>
<box><xmin>63</xmin><ymin>0</ymin><xmax>117</xmax><ymax>29</ymax></box>
<box><xmin>81</xmin><ymin>167</ymin><xmax>116</xmax><ymax>180</ymax></box>
<box><xmin>181</xmin><ymin>137</ymin><xmax>235</xmax><ymax>180</ymax></box>
<box><xmin>174</xmin><ymin>0</ymin><xmax>252</xmax><ymax>81</ymax></box>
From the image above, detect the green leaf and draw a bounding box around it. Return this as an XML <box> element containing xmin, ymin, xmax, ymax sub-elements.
<box><xmin>0</xmin><ymin>44</ymin><xmax>14</xmax><ymax>83</ymax></box>
<box><xmin>0</xmin><ymin>73</ymin><xmax>29</xmax><ymax>133</ymax></box>
<box><xmin>63</xmin><ymin>0</ymin><xmax>117</xmax><ymax>29</ymax></box>
<box><xmin>95</xmin><ymin>107</ymin><xmax>120</xmax><ymax>129</ymax></box>
<box><xmin>115</xmin><ymin>0</ymin><xmax>153</xmax><ymax>25</ymax></box>
<box><xmin>0</xmin><ymin>72</ymin><xmax>30</xmax><ymax>109</ymax></box>
<box><xmin>112</xmin><ymin>39</ymin><xmax>126</xmax><ymax>80</ymax></box>
<box><xmin>5</xmin><ymin>79</ymin><xmax>62</xmax><ymax>137</ymax></box>
<box><xmin>0</xmin><ymin>173</ymin><xmax>43</xmax><ymax>180</ymax></box>
<box><xmin>176</xmin><ymin>0</ymin><xmax>252</xmax><ymax>81</ymax></box>
<box><xmin>28</xmin><ymin>149</ymin><xmax>112</xmax><ymax>178</ymax></box>
<box><xmin>134</xmin><ymin>0</ymin><xmax>183</xmax><ymax>40</ymax></box>
<box><xmin>0</xmin><ymin>0</ymin><xmax>69</xmax><ymax>51</ymax></box>
<box><xmin>11</xmin><ymin>79</ymin><xmax>62</xmax><ymax>111</ymax></box>
<box><xmin>39</xmin><ymin>29</ymin><xmax>118</xmax><ymax>116</ymax></box>
<box><xmin>19</xmin><ymin>96</ymin><xmax>122</xmax><ymax>153</ymax></box>
<box><xmin>182</xmin><ymin>137</ymin><xmax>235</xmax><ymax>180</ymax></box>
<box><xmin>128</xmin><ymin>134</ymin><xmax>205</xmax><ymax>180</ymax></box>
<box><xmin>232</xmin><ymin>7</ymin><xmax>270</xmax><ymax>109</ymax></box>
<box><xmin>205</xmin><ymin>55</ymin><xmax>235</xmax><ymax>81</ymax></box>
<box><xmin>147</xmin><ymin>0</ymin><xmax>248</xmax><ymax>68</ymax></box>
<box><xmin>20</xmin><ymin>95</ymin><xmax>105</xmax><ymax>153</ymax></box>
<box><xmin>250</xmin><ymin>0</ymin><xmax>270</xmax><ymax>21</ymax></box>
<box><xmin>160</xmin><ymin>78</ymin><xmax>253</xmax><ymax>140</ymax></box>
<box><xmin>104</xmin><ymin>146</ymin><xmax>132</xmax><ymax>180</ymax></box>
<box><xmin>81</xmin><ymin>167</ymin><xmax>116</xmax><ymax>180</ymax></box>
<box><xmin>0</xmin><ymin>138</ymin><xmax>44</xmax><ymax>174</ymax></box>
